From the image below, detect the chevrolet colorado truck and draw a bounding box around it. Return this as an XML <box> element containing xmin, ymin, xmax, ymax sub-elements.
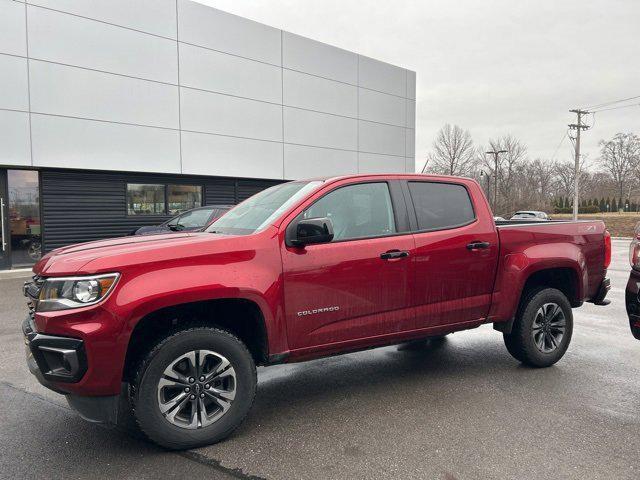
<box><xmin>22</xmin><ymin>174</ymin><xmax>611</xmax><ymax>449</ymax></box>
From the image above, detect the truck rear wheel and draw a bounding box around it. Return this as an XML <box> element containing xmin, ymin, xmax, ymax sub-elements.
<box><xmin>503</xmin><ymin>287</ymin><xmax>573</xmax><ymax>368</ymax></box>
<box><xmin>131</xmin><ymin>327</ymin><xmax>257</xmax><ymax>449</ymax></box>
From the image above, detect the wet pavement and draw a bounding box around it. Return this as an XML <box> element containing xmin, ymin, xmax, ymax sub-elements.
<box><xmin>1</xmin><ymin>240</ymin><xmax>638</xmax><ymax>479</ymax></box>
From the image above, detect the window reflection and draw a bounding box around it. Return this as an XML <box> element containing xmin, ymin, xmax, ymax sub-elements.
<box><xmin>167</xmin><ymin>185</ymin><xmax>202</xmax><ymax>215</ymax></box>
<box><xmin>8</xmin><ymin>170</ymin><xmax>41</xmax><ymax>265</ymax></box>
<box><xmin>127</xmin><ymin>184</ymin><xmax>166</xmax><ymax>215</ymax></box>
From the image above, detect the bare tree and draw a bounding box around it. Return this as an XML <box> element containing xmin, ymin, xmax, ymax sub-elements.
<box><xmin>481</xmin><ymin>134</ymin><xmax>527</xmax><ymax>213</ymax></box>
<box><xmin>598</xmin><ymin>132</ymin><xmax>640</xmax><ymax>203</ymax></box>
<box><xmin>424</xmin><ymin>124</ymin><xmax>476</xmax><ymax>176</ymax></box>
<box><xmin>530</xmin><ymin>158</ymin><xmax>556</xmax><ymax>208</ymax></box>
<box><xmin>422</xmin><ymin>126</ymin><xmax>640</xmax><ymax>214</ymax></box>
<box><xmin>554</xmin><ymin>158</ymin><xmax>592</xmax><ymax>199</ymax></box>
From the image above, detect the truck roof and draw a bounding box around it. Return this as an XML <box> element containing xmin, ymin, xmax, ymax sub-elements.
<box><xmin>305</xmin><ymin>173</ymin><xmax>475</xmax><ymax>183</ymax></box>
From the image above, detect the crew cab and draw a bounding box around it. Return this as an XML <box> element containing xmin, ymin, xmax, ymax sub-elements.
<box><xmin>22</xmin><ymin>174</ymin><xmax>611</xmax><ymax>449</ymax></box>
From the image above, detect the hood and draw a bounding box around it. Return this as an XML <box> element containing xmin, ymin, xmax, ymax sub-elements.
<box><xmin>34</xmin><ymin>232</ymin><xmax>249</xmax><ymax>276</ymax></box>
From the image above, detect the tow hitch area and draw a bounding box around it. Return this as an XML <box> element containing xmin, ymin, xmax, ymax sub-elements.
<box><xmin>592</xmin><ymin>278</ymin><xmax>611</xmax><ymax>306</ymax></box>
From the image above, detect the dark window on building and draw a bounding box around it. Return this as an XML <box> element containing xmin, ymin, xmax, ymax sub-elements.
<box><xmin>304</xmin><ymin>182</ymin><xmax>396</xmax><ymax>241</ymax></box>
<box><xmin>127</xmin><ymin>184</ymin><xmax>165</xmax><ymax>215</ymax></box>
<box><xmin>126</xmin><ymin>183</ymin><xmax>202</xmax><ymax>216</ymax></box>
<box><xmin>408</xmin><ymin>181</ymin><xmax>475</xmax><ymax>231</ymax></box>
<box><xmin>167</xmin><ymin>185</ymin><xmax>202</xmax><ymax>214</ymax></box>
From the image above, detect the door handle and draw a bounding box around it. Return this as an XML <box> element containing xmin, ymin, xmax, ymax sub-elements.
<box><xmin>0</xmin><ymin>197</ymin><xmax>5</xmax><ymax>252</ymax></box>
<box><xmin>466</xmin><ymin>241</ymin><xmax>490</xmax><ymax>250</ymax></box>
<box><xmin>380</xmin><ymin>249</ymin><xmax>410</xmax><ymax>260</ymax></box>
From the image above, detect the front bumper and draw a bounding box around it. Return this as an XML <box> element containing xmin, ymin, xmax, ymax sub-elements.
<box><xmin>625</xmin><ymin>272</ymin><xmax>640</xmax><ymax>340</ymax></box>
<box><xmin>23</xmin><ymin>316</ymin><xmax>122</xmax><ymax>423</ymax></box>
<box><xmin>22</xmin><ymin>316</ymin><xmax>87</xmax><ymax>384</ymax></box>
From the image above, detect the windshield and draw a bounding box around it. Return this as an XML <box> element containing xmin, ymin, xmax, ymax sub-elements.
<box><xmin>206</xmin><ymin>181</ymin><xmax>322</xmax><ymax>235</ymax></box>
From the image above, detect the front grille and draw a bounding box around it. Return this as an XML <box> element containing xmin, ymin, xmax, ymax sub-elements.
<box><xmin>24</xmin><ymin>275</ymin><xmax>45</xmax><ymax>322</ymax></box>
<box><xmin>27</xmin><ymin>301</ymin><xmax>36</xmax><ymax>321</ymax></box>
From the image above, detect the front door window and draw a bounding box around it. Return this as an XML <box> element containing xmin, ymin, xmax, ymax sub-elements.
<box><xmin>303</xmin><ymin>182</ymin><xmax>397</xmax><ymax>241</ymax></box>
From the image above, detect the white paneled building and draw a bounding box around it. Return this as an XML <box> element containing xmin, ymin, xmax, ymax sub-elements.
<box><xmin>0</xmin><ymin>0</ymin><xmax>416</xmax><ymax>269</ymax></box>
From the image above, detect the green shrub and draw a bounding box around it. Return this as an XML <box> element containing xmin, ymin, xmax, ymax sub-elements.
<box><xmin>553</xmin><ymin>205</ymin><xmax>600</xmax><ymax>214</ymax></box>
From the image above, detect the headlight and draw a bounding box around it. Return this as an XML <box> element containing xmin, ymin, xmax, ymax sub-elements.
<box><xmin>37</xmin><ymin>273</ymin><xmax>119</xmax><ymax>312</ymax></box>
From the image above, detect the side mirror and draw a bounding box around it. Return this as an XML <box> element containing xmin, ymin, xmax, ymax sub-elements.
<box><xmin>291</xmin><ymin>217</ymin><xmax>334</xmax><ymax>246</ymax></box>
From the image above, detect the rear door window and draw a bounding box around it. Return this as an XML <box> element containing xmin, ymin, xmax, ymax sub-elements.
<box><xmin>408</xmin><ymin>182</ymin><xmax>475</xmax><ymax>231</ymax></box>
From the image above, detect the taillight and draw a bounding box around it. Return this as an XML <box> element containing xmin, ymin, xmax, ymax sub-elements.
<box><xmin>604</xmin><ymin>230</ymin><xmax>611</xmax><ymax>269</ymax></box>
<box><xmin>630</xmin><ymin>236</ymin><xmax>640</xmax><ymax>269</ymax></box>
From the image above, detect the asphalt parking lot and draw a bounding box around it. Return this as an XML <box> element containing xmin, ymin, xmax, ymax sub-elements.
<box><xmin>1</xmin><ymin>239</ymin><xmax>638</xmax><ymax>480</ymax></box>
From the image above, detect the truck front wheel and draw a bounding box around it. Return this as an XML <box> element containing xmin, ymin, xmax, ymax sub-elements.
<box><xmin>503</xmin><ymin>287</ymin><xmax>573</xmax><ymax>368</ymax></box>
<box><xmin>130</xmin><ymin>327</ymin><xmax>257</xmax><ymax>449</ymax></box>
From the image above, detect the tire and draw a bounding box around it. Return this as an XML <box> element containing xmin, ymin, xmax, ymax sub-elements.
<box><xmin>131</xmin><ymin>327</ymin><xmax>257</xmax><ymax>450</ymax></box>
<box><xmin>503</xmin><ymin>287</ymin><xmax>573</xmax><ymax>368</ymax></box>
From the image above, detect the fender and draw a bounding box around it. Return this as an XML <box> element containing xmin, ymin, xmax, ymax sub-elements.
<box><xmin>489</xmin><ymin>241</ymin><xmax>585</xmax><ymax>328</ymax></box>
<box><xmin>37</xmin><ymin>229</ymin><xmax>289</xmax><ymax>395</ymax></box>
<box><xmin>117</xmin><ymin>262</ymin><xmax>285</xmax><ymax>353</ymax></box>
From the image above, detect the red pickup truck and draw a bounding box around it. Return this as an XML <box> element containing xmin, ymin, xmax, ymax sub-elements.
<box><xmin>23</xmin><ymin>174</ymin><xmax>611</xmax><ymax>449</ymax></box>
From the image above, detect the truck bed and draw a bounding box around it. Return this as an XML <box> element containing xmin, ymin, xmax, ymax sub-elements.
<box><xmin>493</xmin><ymin>218</ymin><xmax>607</xmax><ymax>305</ymax></box>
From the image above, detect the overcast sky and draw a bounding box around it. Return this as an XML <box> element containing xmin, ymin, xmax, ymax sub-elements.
<box><xmin>198</xmin><ymin>0</ymin><xmax>639</xmax><ymax>171</ymax></box>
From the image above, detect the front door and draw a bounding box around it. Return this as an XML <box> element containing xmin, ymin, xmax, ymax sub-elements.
<box><xmin>0</xmin><ymin>170</ymin><xmax>9</xmax><ymax>269</ymax></box>
<box><xmin>0</xmin><ymin>169</ymin><xmax>43</xmax><ymax>270</ymax></box>
<box><xmin>282</xmin><ymin>181</ymin><xmax>415</xmax><ymax>351</ymax></box>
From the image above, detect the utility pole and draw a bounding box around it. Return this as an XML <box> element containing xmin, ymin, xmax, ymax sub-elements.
<box><xmin>569</xmin><ymin>109</ymin><xmax>590</xmax><ymax>220</ymax></box>
<box><xmin>485</xmin><ymin>149</ymin><xmax>507</xmax><ymax>212</ymax></box>
<box><xmin>480</xmin><ymin>170</ymin><xmax>491</xmax><ymax>202</ymax></box>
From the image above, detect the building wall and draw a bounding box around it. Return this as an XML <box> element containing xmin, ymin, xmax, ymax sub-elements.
<box><xmin>0</xmin><ymin>0</ymin><xmax>417</xmax><ymax>180</ymax></box>
<box><xmin>39</xmin><ymin>169</ymin><xmax>282</xmax><ymax>251</ymax></box>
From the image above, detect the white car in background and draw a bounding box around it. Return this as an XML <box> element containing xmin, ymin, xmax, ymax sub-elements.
<box><xmin>510</xmin><ymin>210</ymin><xmax>550</xmax><ymax>221</ymax></box>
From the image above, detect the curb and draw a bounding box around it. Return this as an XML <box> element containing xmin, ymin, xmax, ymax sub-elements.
<box><xmin>0</xmin><ymin>268</ymin><xmax>33</xmax><ymax>280</ymax></box>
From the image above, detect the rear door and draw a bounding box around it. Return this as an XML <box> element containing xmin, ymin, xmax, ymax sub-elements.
<box><xmin>281</xmin><ymin>180</ymin><xmax>415</xmax><ymax>351</ymax></box>
<box><xmin>405</xmin><ymin>180</ymin><xmax>498</xmax><ymax>328</ymax></box>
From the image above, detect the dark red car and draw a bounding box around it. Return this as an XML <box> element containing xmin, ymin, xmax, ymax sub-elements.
<box><xmin>23</xmin><ymin>174</ymin><xmax>611</xmax><ymax>449</ymax></box>
<box><xmin>626</xmin><ymin>233</ymin><xmax>640</xmax><ymax>339</ymax></box>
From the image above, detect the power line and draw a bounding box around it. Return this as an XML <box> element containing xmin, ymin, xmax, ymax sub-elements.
<box><xmin>590</xmin><ymin>102</ymin><xmax>640</xmax><ymax>113</ymax></box>
<box><xmin>549</xmin><ymin>132</ymin><xmax>568</xmax><ymax>162</ymax></box>
<box><xmin>584</xmin><ymin>94</ymin><xmax>640</xmax><ymax>110</ymax></box>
